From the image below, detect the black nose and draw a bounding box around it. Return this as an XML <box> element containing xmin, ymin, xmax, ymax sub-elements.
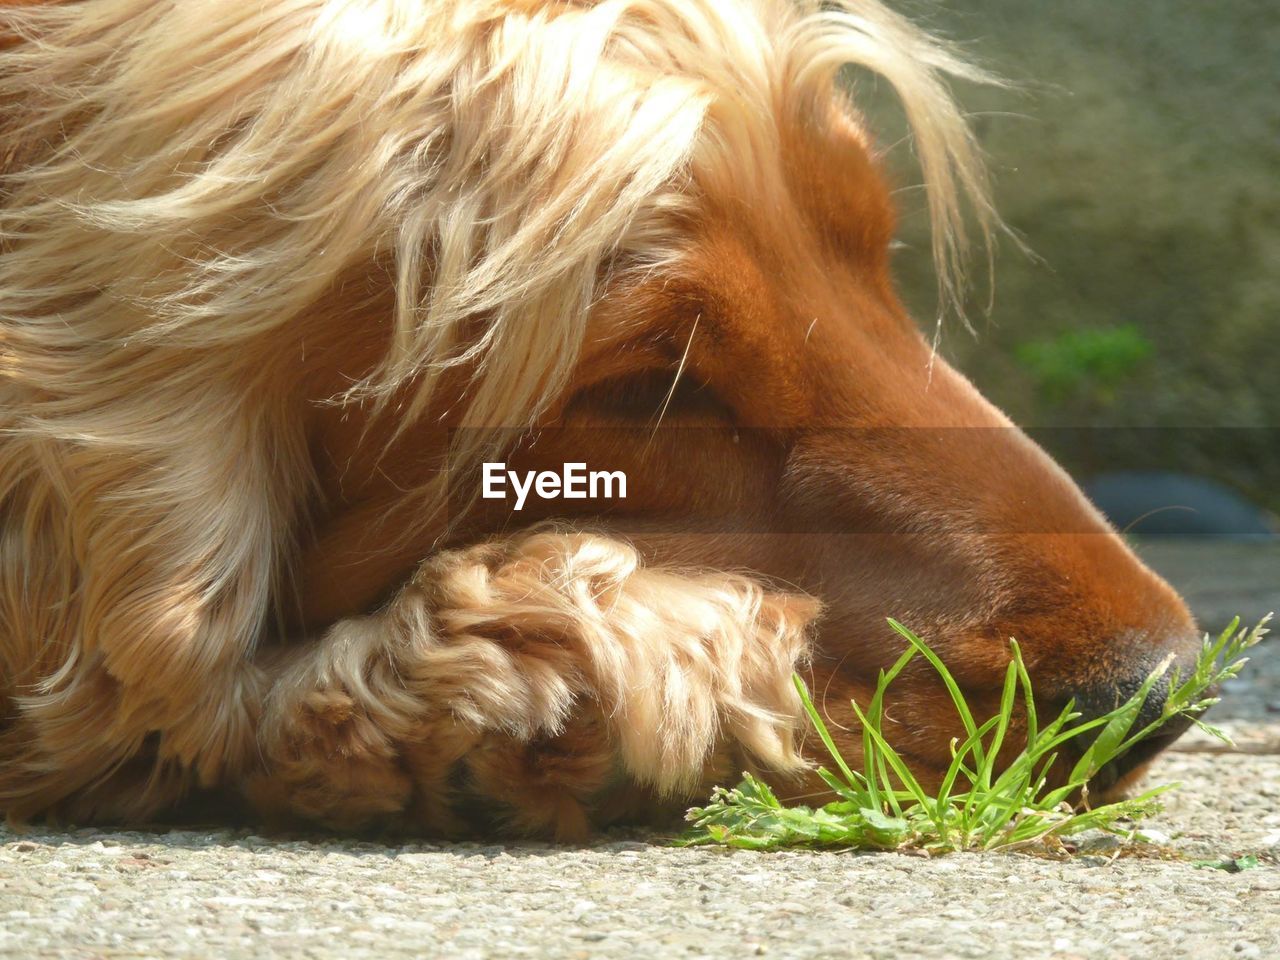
<box><xmin>1067</xmin><ymin>670</ymin><xmax>1202</xmax><ymax>793</ymax></box>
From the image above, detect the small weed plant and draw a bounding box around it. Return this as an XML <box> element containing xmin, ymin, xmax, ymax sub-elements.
<box><xmin>682</xmin><ymin>616</ymin><xmax>1269</xmax><ymax>854</ymax></box>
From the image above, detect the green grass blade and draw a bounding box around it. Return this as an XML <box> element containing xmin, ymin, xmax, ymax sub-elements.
<box><xmin>793</xmin><ymin>675</ymin><xmax>861</xmax><ymax>794</ymax></box>
<box><xmin>1010</xmin><ymin>639</ymin><xmax>1038</xmax><ymax>749</ymax></box>
<box><xmin>936</xmin><ymin>715</ymin><xmax>1000</xmax><ymax>809</ymax></box>
<box><xmin>862</xmin><ymin>646</ymin><xmax>919</xmax><ymax>813</ymax></box>
<box><xmin>888</xmin><ymin>619</ymin><xmax>984</xmax><ymax>770</ymax></box>
<box><xmin>979</xmin><ymin>658</ymin><xmax>1020</xmax><ymax>790</ymax></box>
<box><xmin>849</xmin><ymin>699</ymin><xmax>934</xmax><ymax>815</ymax></box>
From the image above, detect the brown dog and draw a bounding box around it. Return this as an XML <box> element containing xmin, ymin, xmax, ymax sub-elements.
<box><xmin>0</xmin><ymin>0</ymin><xmax>1198</xmax><ymax>838</ymax></box>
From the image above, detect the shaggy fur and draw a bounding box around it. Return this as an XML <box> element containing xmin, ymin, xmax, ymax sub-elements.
<box><xmin>0</xmin><ymin>0</ymin><xmax>1198</xmax><ymax>835</ymax></box>
<box><xmin>249</xmin><ymin>531</ymin><xmax>815</xmax><ymax>837</ymax></box>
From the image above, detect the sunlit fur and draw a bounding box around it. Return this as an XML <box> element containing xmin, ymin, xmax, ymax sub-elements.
<box><xmin>0</xmin><ymin>0</ymin><xmax>1195</xmax><ymax>836</ymax></box>
<box><xmin>248</xmin><ymin>531</ymin><xmax>816</xmax><ymax>836</ymax></box>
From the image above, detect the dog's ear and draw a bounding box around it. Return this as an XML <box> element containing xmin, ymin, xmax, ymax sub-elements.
<box><xmin>0</xmin><ymin>0</ymin><xmax>706</xmax><ymax>826</ymax></box>
<box><xmin>0</xmin><ymin>0</ymin><xmax>340</xmax><ymax>815</ymax></box>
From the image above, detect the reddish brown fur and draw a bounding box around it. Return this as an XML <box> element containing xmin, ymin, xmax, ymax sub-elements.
<box><xmin>0</xmin><ymin>0</ymin><xmax>1199</xmax><ymax>837</ymax></box>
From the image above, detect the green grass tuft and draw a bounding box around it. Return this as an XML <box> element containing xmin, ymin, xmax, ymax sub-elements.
<box><xmin>680</xmin><ymin>615</ymin><xmax>1269</xmax><ymax>855</ymax></box>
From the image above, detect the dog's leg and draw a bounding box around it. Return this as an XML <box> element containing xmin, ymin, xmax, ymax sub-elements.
<box><xmin>248</xmin><ymin>531</ymin><xmax>818</xmax><ymax>838</ymax></box>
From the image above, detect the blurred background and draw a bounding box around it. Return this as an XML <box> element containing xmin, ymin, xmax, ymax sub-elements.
<box><xmin>866</xmin><ymin>0</ymin><xmax>1279</xmax><ymax>540</ymax></box>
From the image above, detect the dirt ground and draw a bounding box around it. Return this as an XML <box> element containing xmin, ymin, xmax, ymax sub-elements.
<box><xmin>2</xmin><ymin>538</ymin><xmax>1277</xmax><ymax>959</ymax></box>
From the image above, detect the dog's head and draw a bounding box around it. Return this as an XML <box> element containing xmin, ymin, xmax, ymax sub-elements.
<box><xmin>2</xmin><ymin>0</ymin><xmax>1197</xmax><ymax>792</ymax></box>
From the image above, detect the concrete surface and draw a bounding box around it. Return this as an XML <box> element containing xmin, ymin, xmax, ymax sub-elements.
<box><xmin>2</xmin><ymin>538</ymin><xmax>1277</xmax><ymax>959</ymax></box>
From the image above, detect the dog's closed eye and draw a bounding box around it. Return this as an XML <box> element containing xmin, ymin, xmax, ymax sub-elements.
<box><xmin>567</xmin><ymin>369</ymin><xmax>730</xmax><ymax>425</ymax></box>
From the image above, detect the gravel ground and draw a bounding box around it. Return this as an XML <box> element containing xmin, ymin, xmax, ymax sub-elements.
<box><xmin>2</xmin><ymin>538</ymin><xmax>1277</xmax><ymax>960</ymax></box>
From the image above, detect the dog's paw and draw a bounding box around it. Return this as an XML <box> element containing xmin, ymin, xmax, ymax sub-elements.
<box><xmin>252</xmin><ymin>685</ymin><xmax>412</xmax><ymax>831</ymax></box>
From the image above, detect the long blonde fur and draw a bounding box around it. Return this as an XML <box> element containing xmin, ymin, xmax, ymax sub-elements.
<box><xmin>0</xmin><ymin>0</ymin><xmax>994</xmax><ymax>827</ymax></box>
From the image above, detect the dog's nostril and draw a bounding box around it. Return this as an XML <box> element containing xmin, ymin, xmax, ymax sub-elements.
<box><xmin>1081</xmin><ymin>710</ymin><xmax>1195</xmax><ymax>794</ymax></box>
<box><xmin>1066</xmin><ymin>658</ymin><xmax>1203</xmax><ymax>792</ymax></box>
<box><xmin>1071</xmin><ymin>670</ymin><xmax>1172</xmax><ymax>738</ymax></box>
<box><xmin>1069</xmin><ymin>623</ymin><xmax>1205</xmax><ymax>738</ymax></box>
